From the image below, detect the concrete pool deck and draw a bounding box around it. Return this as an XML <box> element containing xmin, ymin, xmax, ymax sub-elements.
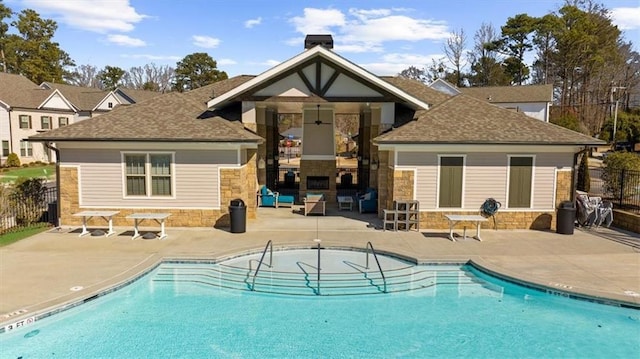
<box><xmin>1</xmin><ymin>210</ymin><xmax>639</xmax><ymax>327</ymax></box>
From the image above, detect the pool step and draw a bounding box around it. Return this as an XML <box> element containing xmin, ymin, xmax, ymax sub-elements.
<box><xmin>153</xmin><ymin>264</ymin><xmax>499</xmax><ymax>296</ymax></box>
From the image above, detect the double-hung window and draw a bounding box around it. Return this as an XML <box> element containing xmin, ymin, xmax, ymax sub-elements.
<box><xmin>58</xmin><ymin>117</ymin><xmax>69</xmax><ymax>127</ymax></box>
<box><xmin>2</xmin><ymin>141</ymin><xmax>9</xmax><ymax>156</ymax></box>
<box><xmin>41</xmin><ymin>116</ymin><xmax>52</xmax><ymax>130</ymax></box>
<box><xmin>19</xmin><ymin>115</ymin><xmax>31</xmax><ymax>129</ymax></box>
<box><xmin>124</xmin><ymin>153</ymin><xmax>173</xmax><ymax>197</ymax></box>
<box><xmin>20</xmin><ymin>140</ymin><xmax>32</xmax><ymax>157</ymax></box>
<box><xmin>508</xmin><ymin>156</ymin><xmax>534</xmax><ymax>208</ymax></box>
<box><xmin>438</xmin><ymin>155</ymin><xmax>464</xmax><ymax>208</ymax></box>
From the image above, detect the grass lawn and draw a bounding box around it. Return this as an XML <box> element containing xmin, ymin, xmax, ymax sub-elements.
<box><xmin>0</xmin><ymin>224</ymin><xmax>51</xmax><ymax>247</ymax></box>
<box><xmin>0</xmin><ymin>165</ymin><xmax>55</xmax><ymax>184</ymax></box>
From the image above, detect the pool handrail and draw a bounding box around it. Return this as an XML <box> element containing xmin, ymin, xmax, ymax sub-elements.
<box><xmin>250</xmin><ymin>240</ymin><xmax>273</xmax><ymax>291</ymax></box>
<box><xmin>365</xmin><ymin>241</ymin><xmax>387</xmax><ymax>293</ymax></box>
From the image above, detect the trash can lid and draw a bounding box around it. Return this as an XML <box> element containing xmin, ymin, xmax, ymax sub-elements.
<box><xmin>559</xmin><ymin>200</ymin><xmax>574</xmax><ymax>208</ymax></box>
<box><xmin>230</xmin><ymin>198</ymin><xmax>245</xmax><ymax>207</ymax></box>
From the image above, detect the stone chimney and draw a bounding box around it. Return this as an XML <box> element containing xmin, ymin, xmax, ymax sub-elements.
<box><xmin>304</xmin><ymin>34</ymin><xmax>333</xmax><ymax>50</ymax></box>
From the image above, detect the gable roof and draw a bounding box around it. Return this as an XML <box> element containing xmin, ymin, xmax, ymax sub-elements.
<box><xmin>459</xmin><ymin>84</ymin><xmax>553</xmax><ymax>103</ymax></box>
<box><xmin>206</xmin><ymin>45</ymin><xmax>431</xmax><ymax>110</ymax></box>
<box><xmin>30</xmin><ymin>76</ymin><xmax>262</xmax><ymax>143</ymax></box>
<box><xmin>381</xmin><ymin>76</ymin><xmax>452</xmax><ymax>107</ymax></box>
<box><xmin>114</xmin><ymin>87</ymin><xmax>164</xmax><ymax>104</ymax></box>
<box><xmin>42</xmin><ymin>82</ymin><xmax>109</xmax><ymax>111</ymax></box>
<box><xmin>428</xmin><ymin>78</ymin><xmax>461</xmax><ymax>95</ymax></box>
<box><xmin>0</xmin><ymin>72</ymin><xmax>55</xmax><ymax>108</ymax></box>
<box><xmin>374</xmin><ymin>94</ymin><xmax>601</xmax><ymax>146</ymax></box>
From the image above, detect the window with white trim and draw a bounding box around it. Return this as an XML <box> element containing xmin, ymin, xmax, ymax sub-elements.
<box><xmin>19</xmin><ymin>115</ymin><xmax>31</xmax><ymax>129</ymax></box>
<box><xmin>2</xmin><ymin>140</ymin><xmax>9</xmax><ymax>156</ymax></box>
<box><xmin>20</xmin><ymin>140</ymin><xmax>32</xmax><ymax>157</ymax></box>
<box><xmin>124</xmin><ymin>153</ymin><xmax>173</xmax><ymax>197</ymax></box>
<box><xmin>58</xmin><ymin>117</ymin><xmax>69</xmax><ymax>126</ymax></box>
<box><xmin>508</xmin><ymin>156</ymin><xmax>533</xmax><ymax>208</ymax></box>
<box><xmin>41</xmin><ymin>116</ymin><xmax>52</xmax><ymax>130</ymax></box>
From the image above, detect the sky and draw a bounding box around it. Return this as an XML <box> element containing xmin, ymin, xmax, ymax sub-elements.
<box><xmin>4</xmin><ymin>0</ymin><xmax>640</xmax><ymax>77</ymax></box>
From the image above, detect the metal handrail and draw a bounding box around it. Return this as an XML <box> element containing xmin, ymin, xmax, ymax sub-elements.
<box><xmin>250</xmin><ymin>240</ymin><xmax>273</xmax><ymax>291</ymax></box>
<box><xmin>365</xmin><ymin>242</ymin><xmax>387</xmax><ymax>293</ymax></box>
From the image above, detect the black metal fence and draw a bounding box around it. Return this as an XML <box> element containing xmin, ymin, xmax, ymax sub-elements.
<box><xmin>588</xmin><ymin>167</ymin><xmax>640</xmax><ymax>213</ymax></box>
<box><xmin>0</xmin><ymin>186</ymin><xmax>57</xmax><ymax>235</ymax></box>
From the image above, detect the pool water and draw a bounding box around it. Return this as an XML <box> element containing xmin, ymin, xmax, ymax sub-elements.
<box><xmin>2</xmin><ymin>250</ymin><xmax>639</xmax><ymax>358</ymax></box>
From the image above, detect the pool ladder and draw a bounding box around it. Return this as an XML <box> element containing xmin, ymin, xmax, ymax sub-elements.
<box><xmin>250</xmin><ymin>240</ymin><xmax>273</xmax><ymax>291</ymax></box>
<box><xmin>366</xmin><ymin>242</ymin><xmax>387</xmax><ymax>293</ymax></box>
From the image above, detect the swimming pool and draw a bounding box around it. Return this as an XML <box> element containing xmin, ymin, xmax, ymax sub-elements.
<box><xmin>2</xmin><ymin>249</ymin><xmax>639</xmax><ymax>358</ymax></box>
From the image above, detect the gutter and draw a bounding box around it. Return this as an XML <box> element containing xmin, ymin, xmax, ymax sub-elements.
<box><xmin>43</xmin><ymin>142</ymin><xmax>61</xmax><ymax>229</ymax></box>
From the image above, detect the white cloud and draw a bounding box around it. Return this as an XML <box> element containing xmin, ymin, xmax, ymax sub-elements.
<box><xmin>218</xmin><ymin>58</ymin><xmax>237</xmax><ymax>66</ymax></box>
<box><xmin>362</xmin><ymin>53</ymin><xmax>445</xmax><ymax>76</ymax></box>
<box><xmin>192</xmin><ymin>35</ymin><xmax>221</xmax><ymax>49</ymax></box>
<box><xmin>610</xmin><ymin>7</ymin><xmax>640</xmax><ymax>30</ymax></box>
<box><xmin>290</xmin><ymin>8</ymin><xmax>346</xmax><ymax>34</ymax></box>
<box><xmin>245</xmin><ymin>17</ymin><xmax>262</xmax><ymax>28</ymax></box>
<box><xmin>121</xmin><ymin>54</ymin><xmax>182</xmax><ymax>61</ymax></box>
<box><xmin>22</xmin><ymin>0</ymin><xmax>147</xmax><ymax>33</ymax></box>
<box><xmin>287</xmin><ymin>7</ymin><xmax>450</xmax><ymax>54</ymax></box>
<box><xmin>107</xmin><ymin>34</ymin><xmax>146</xmax><ymax>47</ymax></box>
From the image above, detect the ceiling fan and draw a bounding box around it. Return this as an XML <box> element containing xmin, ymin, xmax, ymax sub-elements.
<box><xmin>304</xmin><ymin>104</ymin><xmax>332</xmax><ymax>125</ymax></box>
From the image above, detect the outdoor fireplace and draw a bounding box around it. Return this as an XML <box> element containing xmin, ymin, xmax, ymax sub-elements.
<box><xmin>307</xmin><ymin>176</ymin><xmax>329</xmax><ymax>190</ymax></box>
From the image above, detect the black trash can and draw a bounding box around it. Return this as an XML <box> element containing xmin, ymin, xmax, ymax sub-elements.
<box><xmin>556</xmin><ymin>200</ymin><xmax>576</xmax><ymax>235</ymax></box>
<box><xmin>229</xmin><ymin>199</ymin><xmax>246</xmax><ymax>233</ymax></box>
<box><xmin>47</xmin><ymin>201</ymin><xmax>58</xmax><ymax>226</ymax></box>
<box><xmin>285</xmin><ymin>171</ymin><xmax>295</xmax><ymax>187</ymax></box>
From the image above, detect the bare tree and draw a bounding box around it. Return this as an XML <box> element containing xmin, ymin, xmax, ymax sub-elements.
<box><xmin>66</xmin><ymin>64</ymin><xmax>100</xmax><ymax>87</ymax></box>
<box><xmin>443</xmin><ymin>28</ymin><xmax>466</xmax><ymax>87</ymax></box>
<box><xmin>123</xmin><ymin>63</ymin><xmax>175</xmax><ymax>92</ymax></box>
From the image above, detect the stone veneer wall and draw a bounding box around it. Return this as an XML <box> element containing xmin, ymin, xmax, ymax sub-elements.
<box><xmin>299</xmin><ymin>159</ymin><xmax>336</xmax><ymax>201</ymax></box>
<box><xmin>59</xmin><ymin>153</ymin><xmax>257</xmax><ymax>228</ymax></box>
<box><xmin>612</xmin><ymin>210</ymin><xmax>640</xmax><ymax>233</ymax></box>
<box><xmin>378</xmin><ymin>151</ymin><xmax>391</xmax><ymax>215</ymax></box>
<box><xmin>393</xmin><ymin>170</ymin><xmax>414</xmax><ymax>202</ymax></box>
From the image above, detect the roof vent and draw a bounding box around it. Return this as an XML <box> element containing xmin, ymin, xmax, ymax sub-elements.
<box><xmin>304</xmin><ymin>34</ymin><xmax>333</xmax><ymax>50</ymax></box>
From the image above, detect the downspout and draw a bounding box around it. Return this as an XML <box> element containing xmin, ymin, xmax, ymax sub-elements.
<box><xmin>571</xmin><ymin>146</ymin><xmax>590</xmax><ymax>203</ymax></box>
<box><xmin>44</xmin><ymin>141</ymin><xmax>61</xmax><ymax>229</ymax></box>
<box><xmin>7</xmin><ymin>110</ymin><xmax>13</xmax><ymax>154</ymax></box>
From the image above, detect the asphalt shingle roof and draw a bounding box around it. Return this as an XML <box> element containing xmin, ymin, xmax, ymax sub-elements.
<box><xmin>459</xmin><ymin>84</ymin><xmax>553</xmax><ymax>103</ymax></box>
<box><xmin>381</xmin><ymin>76</ymin><xmax>452</xmax><ymax>106</ymax></box>
<box><xmin>0</xmin><ymin>73</ymin><xmax>54</xmax><ymax>108</ymax></box>
<box><xmin>42</xmin><ymin>82</ymin><xmax>109</xmax><ymax>111</ymax></box>
<box><xmin>31</xmin><ymin>76</ymin><xmax>261</xmax><ymax>143</ymax></box>
<box><xmin>374</xmin><ymin>94</ymin><xmax>602</xmax><ymax>145</ymax></box>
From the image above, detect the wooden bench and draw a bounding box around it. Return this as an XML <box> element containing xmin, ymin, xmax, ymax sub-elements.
<box><xmin>444</xmin><ymin>215</ymin><xmax>488</xmax><ymax>242</ymax></box>
<box><xmin>126</xmin><ymin>213</ymin><xmax>171</xmax><ymax>240</ymax></box>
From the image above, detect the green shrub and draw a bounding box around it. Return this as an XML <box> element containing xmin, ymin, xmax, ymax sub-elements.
<box><xmin>6</xmin><ymin>153</ymin><xmax>20</xmax><ymax>168</ymax></box>
<box><xmin>602</xmin><ymin>152</ymin><xmax>640</xmax><ymax>198</ymax></box>
<box><xmin>577</xmin><ymin>153</ymin><xmax>590</xmax><ymax>192</ymax></box>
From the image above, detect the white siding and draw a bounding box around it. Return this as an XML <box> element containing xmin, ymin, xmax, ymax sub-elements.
<box><xmin>254</xmin><ymin>73</ymin><xmax>311</xmax><ymax>97</ymax></box>
<box><xmin>325</xmin><ymin>74</ymin><xmax>383</xmax><ymax>97</ymax></box>
<box><xmin>495</xmin><ymin>102</ymin><xmax>548</xmax><ymax>122</ymax></box>
<box><xmin>64</xmin><ymin>148</ymin><xmax>237</xmax><ymax>209</ymax></box>
<box><xmin>398</xmin><ymin>150</ymin><xmax>573</xmax><ymax>211</ymax></box>
<box><xmin>0</xmin><ymin>107</ymin><xmax>10</xmax><ymax>160</ymax></box>
<box><xmin>41</xmin><ymin>93</ymin><xmax>74</xmax><ymax>110</ymax></box>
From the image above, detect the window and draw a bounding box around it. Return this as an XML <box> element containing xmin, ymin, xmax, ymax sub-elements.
<box><xmin>438</xmin><ymin>156</ymin><xmax>464</xmax><ymax>208</ymax></box>
<box><xmin>124</xmin><ymin>153</ymin><xmax>173</xmax><ymax>197</ymax></box>
<box><xmin>19</xmin><ymin>115</ymin><xmax>31</xmax><ymax>129</ymax></box>
<box><xmin>508</xmin><ymin>156</ymin><xmax>534</xmax><ymax>208</ymax></box>
<box><xmin>2</xmin><ymin>141</ymin><xmax>9</xmax><ymax>156</ymax></box>
<box><xmin>20</xmin><ymin>140</ymin><xmax>32</xmax><ymax>157</ymax></box>
<box><xmin>108</xmin><ymin>102</ymin><xmax>113</xmax><ymax>108</ymax></box>
<box><xmin>58</xmin><ymin>117</ymin><xmax>69</xmax><ymax>127</ymax></box>
<box><xmin>41</xmin><ymin>116</ymin><xmax>52</xmax><ymax>130</ymax></box>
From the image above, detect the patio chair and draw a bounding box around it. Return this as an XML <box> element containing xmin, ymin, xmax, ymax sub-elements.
<box><xmin>358</xmin><ymin>188</ymin><xmax>377</xmax><ymax>213</ymax></box>
<box><xmin>258</xmin><ymin>185</ymin><xmax>294</xmax><ymax>208</ymax></box>
<box><xmin>304</xmin><ymin>193</ymin><xmax>325</xmax><ymax>216</ymax></box>
<box><xmin>575</xmin><ymin>190</ymin><xmax>613</xmax><ymax>228</ymax></box>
